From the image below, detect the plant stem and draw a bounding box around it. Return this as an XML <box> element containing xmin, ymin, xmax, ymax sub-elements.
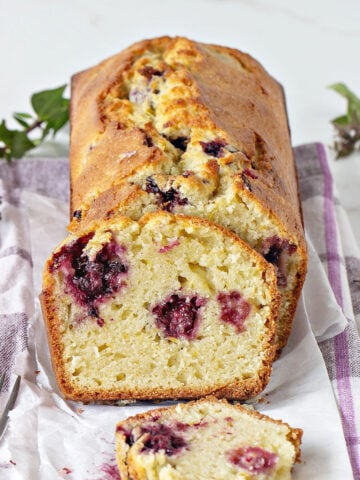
<box><xmin>26</xmin><ymin>119</ymin><xmax>43</xmax><ymax>134</ymax></box>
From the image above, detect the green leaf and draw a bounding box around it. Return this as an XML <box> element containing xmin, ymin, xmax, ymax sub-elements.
<box><xmin>0</xmin><ymin>120</ymin><xmax>35</xmax><ymax>160</ymax></box>
<box><xmin>10</xmin><ymin>130</ymin><xmax>36</xmax><ymax>158</ymax></box>
<box><xmin>329</xmin><ymin>83</ymin><xmax>360</xmax><ymax>124</ymax></box>
<box><xmin>31</xmin><ymin>84</ymin><xmax>67</xmax><ymax>118</ymax></box>
<box><xmin>31</xmin><ymin>84</ymin><xmax>69</xmax><ymax>135</ymax></box>
<box><xmin>331</xmin><ymin>114</ymin><xmax>351</xmax><ymax>126</ymax></box>
<box><xmin>13</xmin><ymin>112</ymin><xmax>33</xmax><ymax>119</ymax></box>
<box><xmin>328</xmin><ymin>83</ymin><xmax>359</xmax><ymax>103</ymax></box>
<box><xmin>13</xmin><ymin>112</ymin><xmax>32</xmax><ymax>128</ymax></box>
<box><xmin>0</xmin><ymin>119</ymin><xmax>14</xmax><ymax>145</ymax></box>
<box><xmin>349</xmin><ymin>102</ymin><xmax>360</xmax><ymax>125</ymax></box>
<box><xmin>329</xmin><ymin>83</ymin><xmax>360</xmax><ymax>158</ymax></box>
<box><xmin>0</xmin><ymin>83</ymin><xmax>69</xmax><ymax>162</ymax></box>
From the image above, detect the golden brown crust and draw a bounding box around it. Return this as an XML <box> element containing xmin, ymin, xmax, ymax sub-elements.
<box><xmin>189</xmin><ymin>42</ymin><xmax>304</xmax><ymax>238</ymax></box>
<box><xmin>116</xmin><ymin>395</ymin><xmax>303</xmax><ymax>445</ymax></box>
<box><xmin>69</xmin><ymin>183</ymin><xmax>143</xmax><ymax>232</ymax></box>
<box><xmin>71</xmin><ymin>126</ymin><xmax>165</xmax><ymax>213</ymax></box>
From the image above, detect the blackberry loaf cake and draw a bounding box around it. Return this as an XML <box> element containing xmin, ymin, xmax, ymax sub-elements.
<box><xmin>41</xmin><ymin>212</ymin><xmax>280</xmax><ymax>401</ymax></box>
<box><xmin>115</xmin><ymin>396</ymin><xmax>302</xmax><ymax>479</ymax></box>
<box><xmin>68</xmin><ymin>36</ymin><xmax>307</xmax><ymax>352</ymax></box>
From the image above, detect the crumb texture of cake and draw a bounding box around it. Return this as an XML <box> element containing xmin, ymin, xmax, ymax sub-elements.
<box><xmin>115</xmin><ymin>397</ymin><xmax>302</xmax><ymax>480</ymax></box>
<box><xmin>68</xmin><ymin>36</ymin><xmax>307</xmax><ymax>352</ymax></box>
<box><xmin>41</xmin><ymin>212</ymin><xmax>280</xmax><ymax>401</ymax></box>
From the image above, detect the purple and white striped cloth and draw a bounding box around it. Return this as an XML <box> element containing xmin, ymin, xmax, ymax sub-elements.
<box><xmin>296</xmin><ymin>143</ymin><xmax>360</xmax><ymax>479</ymax></box>
<box><xmin>0</xmin><ymin>143</ymin><xmax>359</xmax><ymax>478</ymax></box>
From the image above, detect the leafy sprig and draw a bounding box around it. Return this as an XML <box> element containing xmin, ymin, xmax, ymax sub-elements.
<box><xmin>329</xmin><ymin>83</ymin><xmax>360</xmax><ymax>158</ymax></box>
<box><xmin>0</xmin><ymin>85</ymin><xmax>69</xmax><ymax>162</ymax></box>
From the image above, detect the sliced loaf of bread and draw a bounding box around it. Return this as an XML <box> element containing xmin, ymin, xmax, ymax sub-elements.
<box><xmin>68</xmin><ymin>36</ymin><xmax>307</xmax><ymax>353</ymax></box>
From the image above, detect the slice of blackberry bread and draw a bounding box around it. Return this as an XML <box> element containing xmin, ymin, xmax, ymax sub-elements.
<box><xmin>41</xmin><ymin>212</ymin><xmax>280</xmax><ymax>401</ymax></box>
<box><xmin>68</xmin><ymin>36</ymin><xmax>307</xmax><ymax>353</ymax></box>
<box><xmin>115</xmin><ymin>396</ymin><xmax>302</xmax><ymax>480</ymax></box>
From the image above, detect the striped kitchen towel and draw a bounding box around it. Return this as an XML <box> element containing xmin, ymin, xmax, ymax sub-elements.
<box><xmin>0</xmin><ymin>143</ymin><xmax>359</xmax><ymax>478</ymax></box>
<box><xmin>295</xmin><ymin>143</ymin><xmax>360</xmax><ymax>479</ymax></box>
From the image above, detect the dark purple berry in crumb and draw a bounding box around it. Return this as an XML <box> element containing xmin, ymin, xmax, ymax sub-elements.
<box><xmin>51</xmin><ymin>235</ymin><xmax>128</xmax><ymax>317</ymax></box>
<box><xmin>263</xmin><ymin>240</ymin><xmax>282</xmax><ymax>266</ymax></box>
<box><xmin>261</xmin><ymin>236</ymin><xmax>297</xmax><ymax>288</ymax></box>
<box><xmin>162</xmin><ymin>188</ymin><xmax>188</xmax><ymax>211</ymax></box>
<box><xmin>73</xmin><ymin>209</ymin><xmax>82</xmax><ymax>221</ymax></box>
<box><xmin>228</xmin><ymin>446</ymin><xmax>278</xmax><ymax>474</ymax></box>
<box><xmin>145</xmin><ymin>176</ymin><xmax>161</xmax><ymax>195</ymax></box>
<box><xmin>88</xmin><ymin>305</ymin><xmax>99</xmax><ymax>317</ymax></box>
<box><xmin>217</xmin><ymin>291</ymin><xmax>251</xmax><ymax>333</ymax></box>
<box><xmin>141</xmin><ymin>423</ymin><xmax>187</xmax><ymax>456</ymax></box>
<box><xmin>51</xmin><ymin>233</ymin><xmax>94</xmax><ymax>272</ymax></box>
<box><xmin>116</xmin><ymin>426</ymin><xmax>135</xmax><ymax>446</ymax></box>
<box><xmin>145</xmin><ymin>177</ymin><xmax>188</xmax><ymax>212</ymax></box>
<box><xmin>200</xmin><ymin>139</ymin><xmax>227</xmax><ymax>158</ymax></box>
<box><xmin>143</xmin><ymin>133</ymin><xmax>154</xmax><ymax>147</ymax></box>
<box><xmin>167</xmin><ymin>136</ymin><xmax>189</xmax><ymax>151</ymax></box>
<box><xmin>139</xmin><ymin>66</ymin><xmax>163</xmax><ymax>80</ymax></box>
<box><xmin>152</xmin><ymin>294</ymin><xmax>207</xmax><ymax>340</ymax></box>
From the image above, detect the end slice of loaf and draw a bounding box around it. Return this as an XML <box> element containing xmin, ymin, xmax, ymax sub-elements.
<box><xmin>115</xmin><ymin>396</ymin><xmax>302</xmax><ymax>480</ymax></box>
<box><xmin>41</xmin><ymin>212</ymin><xmax>280</xmax><ymax>401</ymax></box>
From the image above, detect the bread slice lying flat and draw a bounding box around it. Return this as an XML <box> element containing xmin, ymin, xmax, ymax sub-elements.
<box><xmin>115</xmin><ymin>396</ymin><xmax>302</xmax><ymax>480</ymax></box>
<box><xmin>41</xmin><ymin>212</ymin><xmax>280</xmax><ymax>401</ymax></box>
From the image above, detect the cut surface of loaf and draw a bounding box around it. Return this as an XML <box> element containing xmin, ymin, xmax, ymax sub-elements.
<box><xmin>41</xmin><ymin>212</ymin><xmax>280</xmax><ymax>401</ymax></box>
<box><xmin>68</xmin><ymin>36</ymin><xmax>307</xmax><ymax>353</ymax></box>
<box><xmin>115</xmin><ymin>396</ymin><xmax>302</xmax><ymax>480</ymax></box>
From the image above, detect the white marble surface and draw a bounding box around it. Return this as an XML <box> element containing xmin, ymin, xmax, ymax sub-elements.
<box><xmin>1</xmin><ymin>0</ymin><xmax>359</xmax><ymax>242</ymax></box>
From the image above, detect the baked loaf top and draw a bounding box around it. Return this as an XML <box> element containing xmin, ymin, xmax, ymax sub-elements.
<box><xmin>115</xmin><ymin>396</ymin><xmax>302</xmax><ymax>480</ymax></box>
<box><xmin>70</xmin><ymin>36</ymin><xmax>302</xmax><ymax>243</ymax></box>
<box><xmin>68</xmin><ymin>36</ymin><xmax>307</xmax><ymax>352</ymax></box>
<box><xmin>41</xmin><ymin>212</ymin><xmax>280</xmax><ymax>401</ymax></box>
